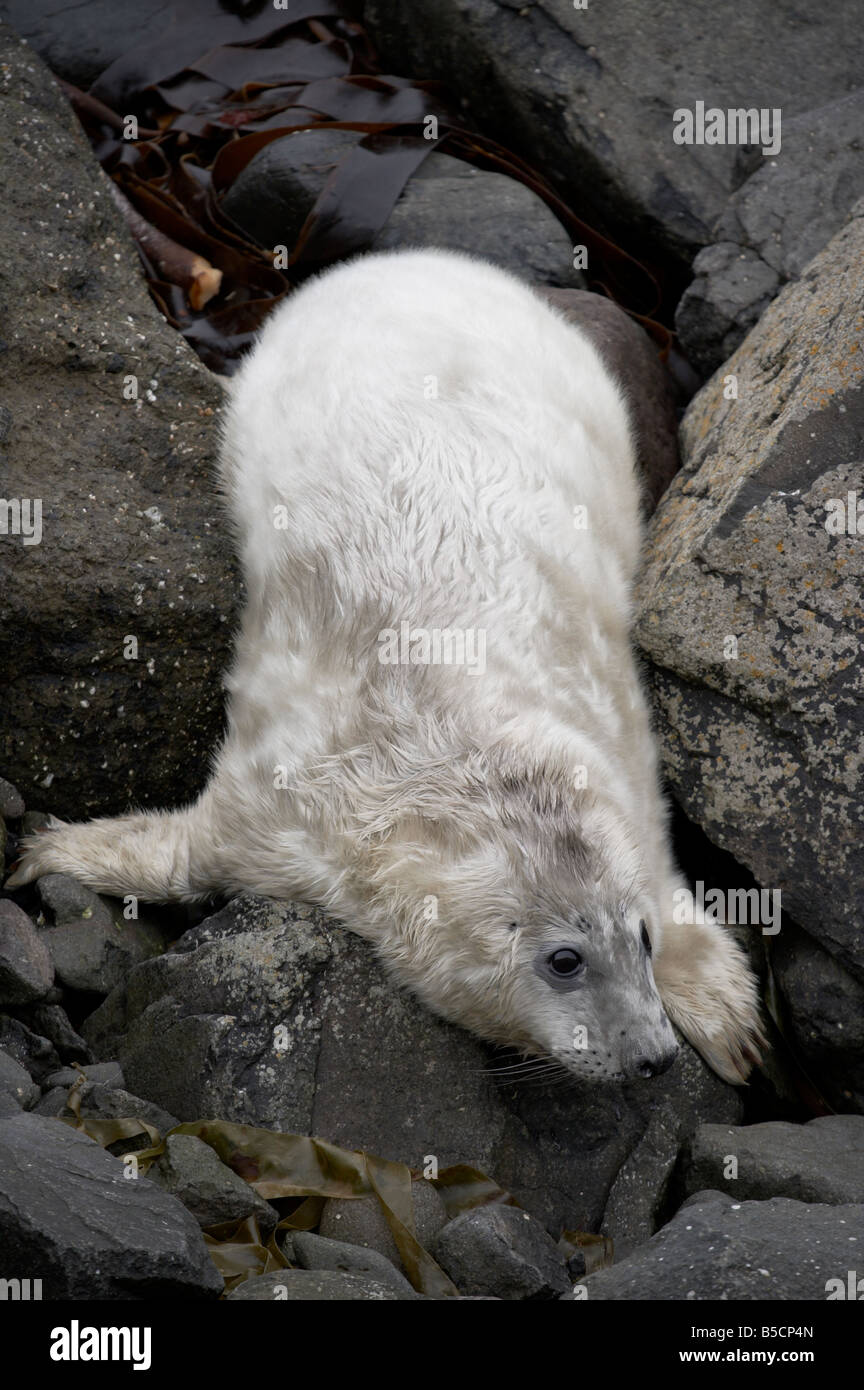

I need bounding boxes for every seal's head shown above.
[357,755,679,1082]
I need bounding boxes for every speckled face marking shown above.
[515,901,679,1082]
[399,806,681,1085]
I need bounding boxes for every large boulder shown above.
[634,205,864,1097]
[0,0,168,88]
[581,1190,864,1300]
[80,893,741,1238]
[683,1116,864,1206]
[0,1110,222,1298]
[0,0,297,96]
[677,92,864,375]
[366,1,862,268]
[0,23,237,819]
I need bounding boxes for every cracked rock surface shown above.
[635,205,864,1094]
[78,892,740,1237]
[636,204,864,972]
[0,21,238,819]
[366,0,863,268]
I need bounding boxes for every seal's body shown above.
[11,250,762,1084]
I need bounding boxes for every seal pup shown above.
[8,249,763,1084]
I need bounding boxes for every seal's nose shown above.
[634,1046,679,1079]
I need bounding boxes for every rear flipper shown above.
[5,804,213,903]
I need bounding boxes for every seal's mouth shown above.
[547,1040,680,1084]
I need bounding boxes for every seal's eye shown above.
[640,920,652,955]
[548,948,583,977]
[534,944,586,990]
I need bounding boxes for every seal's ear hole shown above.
[640,919,652,955]
[508,921,518,932]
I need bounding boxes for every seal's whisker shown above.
[481,1061,571,1085]
[495,1061,576,1089]
[477,1053,558,1076]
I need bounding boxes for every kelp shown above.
[60,1074,166,1162]
[174,1120,460,1297]
[58,0,668,373]
[56,1102,605,1297]
[203,1214,289,1291]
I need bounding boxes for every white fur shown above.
[9,250,763,1084]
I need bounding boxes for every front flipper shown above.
[653,906,766,1085]
[6,803,213,904]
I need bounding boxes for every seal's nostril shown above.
[635,1048,678,1079]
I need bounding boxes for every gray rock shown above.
[676,244,780,378]
[600,1110,686,1259]
[37,873,114,926]
[71,1082,179,1136]
[0,1015,60,1082]
[17,1003,91,1063]
[149,1134,279,1232]
[366,1,861,267]
[535,289,678,511]
[34,1078,179,1131]
[80,893,741,1235]
[432,1204,570,1300]
[292,1231,417,1296]
[684,1116,864,1206]
[0,898,53,1004]
[0,0,298,100]
[222,128,582,290]
[37,874,164,994]
[0,23,237,819]
[44,1060,124,1090]
[318,1184,446,1269]
[0,1047,39,1109]
[0,776,25,819]
[0,0,170,89]
[377,157,581,289]
[33,1086,73,1117]
[635,206,864,981]
[772,924,864,1112]
[77,981,128,1058]
[678,93,864,375]
[580,1191,864,1300]
[0,1110,222,1298]
[225,1269,415,1300]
